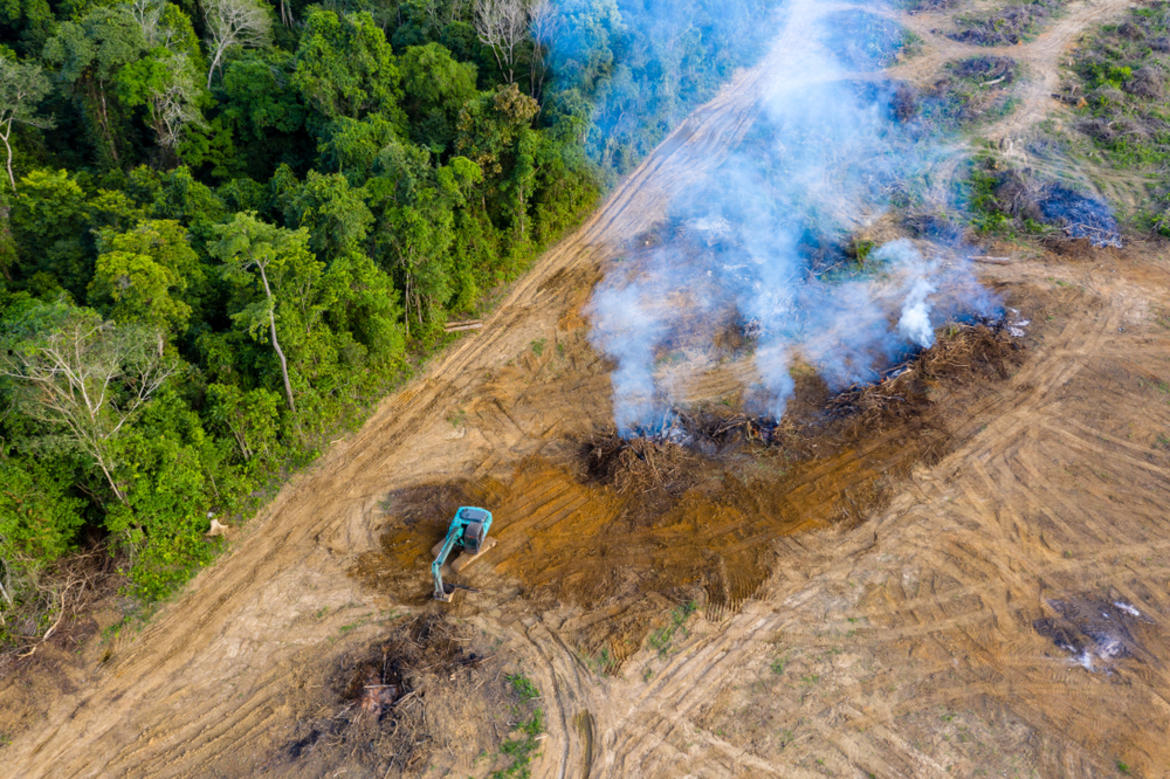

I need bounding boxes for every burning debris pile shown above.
[587,0,1005,438]
[585,321,1022,493]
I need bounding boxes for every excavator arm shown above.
[431,521,463,601]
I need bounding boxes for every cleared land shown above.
[3,0,1169,776]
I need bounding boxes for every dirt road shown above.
[5,1,1168,776]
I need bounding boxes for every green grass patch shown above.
[648,600,697,657]
[491,674,545,778]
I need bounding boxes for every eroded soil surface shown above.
[4,1,1170,777]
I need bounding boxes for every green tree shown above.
[210,211,319,414]
[291,9,405,132]
[283,170,372,258]
[43,4,145,166]
[103,388,221,599]
[0,453,85,645]
[87,219,201,335]
[0,299,175,504]
[0,55,53,190]
[205,381,281,466]
[399,42,477,154]
[8,168,91,300]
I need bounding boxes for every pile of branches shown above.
[826,322,1018,425]
[584,433,695,496]
[1,544,116,661]
[284,614,484,775]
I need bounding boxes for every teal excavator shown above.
[431,506,496,602]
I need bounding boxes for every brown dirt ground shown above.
[3,1,1169,777]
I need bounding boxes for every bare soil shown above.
[3,1,1169,777]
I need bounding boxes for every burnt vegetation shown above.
[585,320,1021,494]
[948,0,1067,46]
[967,157,1123,246]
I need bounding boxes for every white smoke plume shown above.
[559,0,1001,433]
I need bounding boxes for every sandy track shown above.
[6,2,1170,777]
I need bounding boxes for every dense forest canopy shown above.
[0,0,778,642]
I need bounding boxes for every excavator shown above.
[431,506,496,602]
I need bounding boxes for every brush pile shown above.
[583,322,1021,491]
[282,614,485,775]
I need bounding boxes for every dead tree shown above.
[474,0,529,84]
[0,58,53,190]
[203,0,272,88]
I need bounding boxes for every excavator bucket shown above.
[435,582,456,603]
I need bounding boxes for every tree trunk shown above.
[95,450,127,504]
[256,263,297,414]
[207,48,222,89]
[1,120,14,191]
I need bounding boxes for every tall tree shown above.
[0,56,53,190]
[210,212,314,414]
[42,4,143,167]
[291,9,405,131]
[87,219,201,335]
[473,0,529,84]
[0,300,174,504]
[202,0,271,88]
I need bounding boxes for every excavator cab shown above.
[431,506,495,602]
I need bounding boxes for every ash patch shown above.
[1033,595,1153,672]
[1037,184,1123,248]
[976,167,1123,248]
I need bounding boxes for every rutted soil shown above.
[4,1,1170,777]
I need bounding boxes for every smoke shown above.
[549,0,1003,434]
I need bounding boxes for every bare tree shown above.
[0,58,53,190]
[203,0,272,88]
[527,0,555,100]
[474,0,530,84]
[212,214,304,415]
[0,307,174,504]
[248,251,296,414]
[128,0,205,156]
[147,55,203,155]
